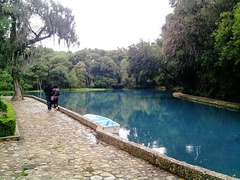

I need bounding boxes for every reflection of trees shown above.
[127,108,181,150]
[58,92,88,114]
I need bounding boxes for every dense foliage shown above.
[162,0,240,102]
[0,98,16,137]
[1,0,240,103]
[0,0,78,100]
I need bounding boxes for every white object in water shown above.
[83,114,120,134]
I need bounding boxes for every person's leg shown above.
[51,97,54,108]
[53,98,57,108]
[46,96,51,110]
[53,98,58,109]
[55,98,59,108]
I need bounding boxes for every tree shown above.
[162,0,240,94]
[128,40,163,88]
[119,58,133,87]
[0,0,78,100]
[89,56,120,88]
[24,61,48,90]
[162,0,214,91]
[48,53,73,88]
[67,69,78,89]
[23,46,54,90]
[0,1,11,70]
[0,69,13,91]
[209,3,240,102]
[74,61,89,87]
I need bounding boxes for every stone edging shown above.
[24,95,238,180]
[173,92,240,111]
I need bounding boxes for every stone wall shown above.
[28,95,237,180]
[173,92,240,111]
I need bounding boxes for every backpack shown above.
[53,88,60,96]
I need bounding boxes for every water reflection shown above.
[153,147,167,154]
[119,128,130,140]
[186,145,202,162]
[28,90,240,177]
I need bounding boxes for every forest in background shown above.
[1,0,240,103]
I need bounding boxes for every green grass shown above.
[12,172,28,178]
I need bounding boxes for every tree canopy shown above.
[162,0,240,101]
[0,0,78,100]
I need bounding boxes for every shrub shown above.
[0,98,16,137]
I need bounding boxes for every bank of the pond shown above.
[173,92,240,111]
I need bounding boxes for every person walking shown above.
[44,83,53,110]
[52,84,60,110]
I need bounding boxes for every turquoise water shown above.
[29,90,240,177]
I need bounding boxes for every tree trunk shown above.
[11,69,24,101]
[39,79,42,91]
[159,65,190,93]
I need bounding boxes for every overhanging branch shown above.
[29,33,52,45]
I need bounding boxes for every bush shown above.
[0,98,16,137]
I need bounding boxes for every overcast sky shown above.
[42,0,173,51]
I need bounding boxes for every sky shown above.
[42,0,173,51]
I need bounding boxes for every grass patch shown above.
[23,167,29,171]
[12,170,28,178]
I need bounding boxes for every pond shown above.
[28,90,240,177]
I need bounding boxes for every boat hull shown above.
[83,114,120,134]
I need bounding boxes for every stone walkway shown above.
[0,97,181,180]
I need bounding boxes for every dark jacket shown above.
[44,84,53,97]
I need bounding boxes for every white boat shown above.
[83,114,120,134]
